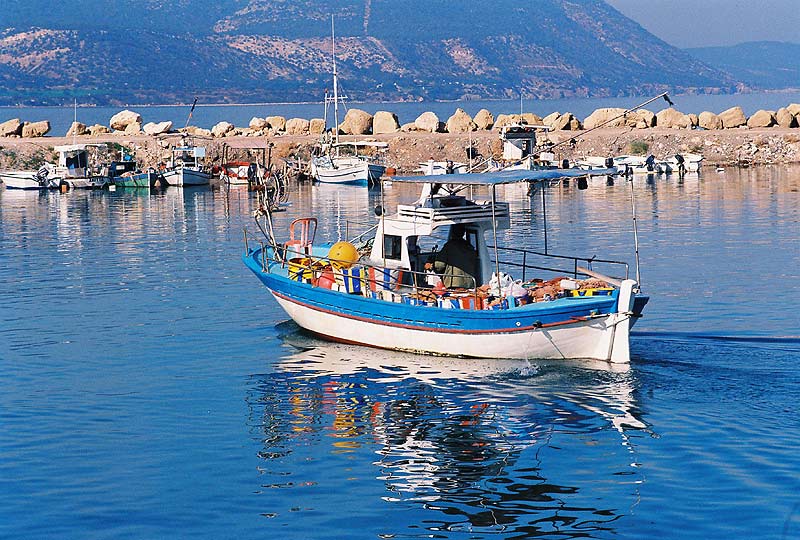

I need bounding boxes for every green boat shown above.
[113,169,164,188]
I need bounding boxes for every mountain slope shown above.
[0,0,736,106]
[687,41,800,90]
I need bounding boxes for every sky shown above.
[605,0,800,48]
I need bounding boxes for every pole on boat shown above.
[184,97,198,129]
[331,16,340,146]
[491,185,501,283]
[549,92,674,151]
[540,181,548,254]
[626,166,642,287]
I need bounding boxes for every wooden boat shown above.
[309,18,387,186]
[243,168,647,363]
[311,142,387,185]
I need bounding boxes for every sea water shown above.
[0,167,798,539]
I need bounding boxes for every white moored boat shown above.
[0,168,53,190]
[243,167,647,364]
[163,145,211,186]
[311,142,387,185]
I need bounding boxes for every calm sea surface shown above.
[5,91,800,136]
[1,167,799,539]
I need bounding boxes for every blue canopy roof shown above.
[388,167,616,185]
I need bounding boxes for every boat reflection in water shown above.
[247,325,649,537]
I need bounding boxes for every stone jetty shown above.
[3,102,800,171]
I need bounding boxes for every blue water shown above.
[4,90,800,137]
[1,168,799,539]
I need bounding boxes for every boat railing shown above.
[396,201,510,226]
[344,220,378,243]
[489,245,629,283]
[244,229,482,305]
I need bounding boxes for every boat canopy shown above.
[54,143,107,153]
[389,168,616,186]
[331,141,388,149]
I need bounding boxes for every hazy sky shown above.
[606,0,800,48]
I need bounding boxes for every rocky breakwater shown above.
[3,103,800,171]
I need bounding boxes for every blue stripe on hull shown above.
[243,248,618,334]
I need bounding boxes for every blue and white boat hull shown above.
[244,248,640,363]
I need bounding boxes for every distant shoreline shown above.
[4,88,800,111]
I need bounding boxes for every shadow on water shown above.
[244,322,650,538]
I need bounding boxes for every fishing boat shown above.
[311,141,387,185]
[51,144,111,189]
[243,168,648,363]
[310,18,387,186]
[162,144,210,186]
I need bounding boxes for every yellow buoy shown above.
[328,241,359,269]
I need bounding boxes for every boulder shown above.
[414,111,443,133]
[747,109,776,128]
[340,108,373,135]
[776,108,798,128]
[0,118,23,137]
[89,124,111,136]
[373,111,400,134]
[583,108,628,129]
[656,108,692,129]
[66,121,88,137]
[400,122,420,132]
[687,113,699,128]
[285,118,310,135]
[124,121,142,134]
[249,117,268,130]
[266,116,286,132]
[542,112,560,128]
[493,114,523,129]
[143,121,173,136]
[718,106,747,128]
[473,109,494,130]
[698,111,722,130]
[21,120,50,138]
[521,112,543,125]
[445,108,476,133]
[309,118,326,135]
[109,110,142,131]
[551,112,580,131]
[786,103,800,116]
[211,121,234,137]
[629,109,656,129]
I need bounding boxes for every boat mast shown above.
[331,16,340,146]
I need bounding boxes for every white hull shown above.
[59,176,109,189]
[1,171,49,190]
[312,158,385,184]
[163,167,211,186]
[271,280,637,363]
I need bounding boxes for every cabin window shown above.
[383,234,402,260]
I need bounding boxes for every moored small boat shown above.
[0,168,54,190]
[162,145,210,186]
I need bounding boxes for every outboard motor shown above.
[604,156,614,168]
[645,154,656,172]
[561,159,570,169]
[675,153,686,177]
